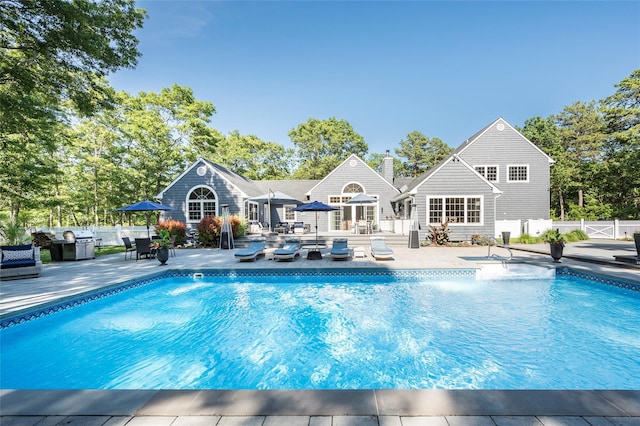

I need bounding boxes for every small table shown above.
[353,247,366,258]
[264,248,276,260]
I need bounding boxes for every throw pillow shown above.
[2,249,33,262]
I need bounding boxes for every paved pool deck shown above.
[1,239,639,425]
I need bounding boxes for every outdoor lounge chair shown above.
[273,238,301,261]
[122,237,136,260]
[370,237,394,260]
[235,238,266,262]
[330,238,351,260]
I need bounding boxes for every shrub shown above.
[516,233,542,244]
[197,216,222,247]
[428,220,450,246]
[229,215,247,237]
[156,219,187,246]
[566,229,589,242]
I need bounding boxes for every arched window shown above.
[187,186,217,222]
[343,183,364,194]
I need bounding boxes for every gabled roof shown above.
[454,117,554,164]
[392,154,502,202]
[305,154,400,195]
[156,158,261,199]
[253,179,318,204]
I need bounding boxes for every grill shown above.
[51,230,96,261]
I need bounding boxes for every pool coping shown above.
[1,389,639,417]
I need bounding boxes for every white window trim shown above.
[506,164,530,183]
[426,195,484,226]
[342,182,366,194]
[283,204,296,222]
[185,185,218,224]
[474,164,499,182]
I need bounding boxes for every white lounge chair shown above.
[330,238,351,260]
[235,238,266,262]
[274,238,301,261]
[370,237,394,260]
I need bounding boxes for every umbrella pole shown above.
[146,213,150,238]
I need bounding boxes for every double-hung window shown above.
[428,196,483,225]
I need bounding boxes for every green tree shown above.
[0,0,146,226]
[288,117,368,179]
[119,85,218,201]
[0,0,146,122]
[554,101,606,218]
[600,69,640,218]
[217,131,293,180]
[395,131,452,178]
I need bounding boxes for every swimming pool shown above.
[1,268,639,390]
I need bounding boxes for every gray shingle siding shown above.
[307,156,399,233]
[457,119,552,221]
[162,160,248,227]
[415,158,496,241]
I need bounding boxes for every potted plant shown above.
[151,229,171,265]
[543,229,565,263]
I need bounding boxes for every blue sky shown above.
[109,1,640,155]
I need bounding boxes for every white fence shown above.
[28,220,640,245]
[488,219,639,240]
[553,220,640,240]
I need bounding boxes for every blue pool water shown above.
[1,269,640,390]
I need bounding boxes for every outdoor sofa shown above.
[1,244,42,280]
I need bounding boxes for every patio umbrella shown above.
[294,201,338,259]
[249,190,301,231]
[116,200,175,238]
[346,193,377,220]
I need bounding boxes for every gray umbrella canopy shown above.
[249,190,302,231]
[346,193,377,204]
[249,191,301,204]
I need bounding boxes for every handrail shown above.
[487,238,513,261]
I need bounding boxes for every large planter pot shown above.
[634,233,640,258]
[550,243,564,263]
[156,247,169,265]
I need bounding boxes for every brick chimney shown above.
[382,150,394,183]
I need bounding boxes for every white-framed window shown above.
[507,165,529,182]
[284,204,296,221]
[246,201,259,221]
[187,186,217,222]
[475,165,498,182]
[427,196,483,225]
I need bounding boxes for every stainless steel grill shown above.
[57,230,95,261]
